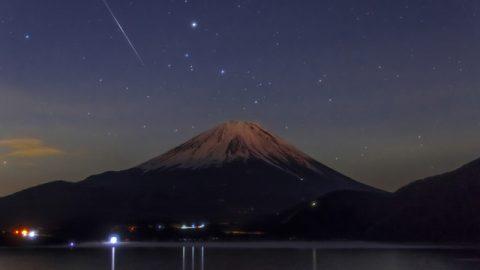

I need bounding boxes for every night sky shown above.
[1,0,479,196]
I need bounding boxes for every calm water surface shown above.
[0,242,479,270]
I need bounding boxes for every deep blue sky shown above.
[1,0,479,195]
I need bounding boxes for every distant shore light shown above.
[109,236,119,245]
[28,231,37,239]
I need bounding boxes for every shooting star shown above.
[101,0,145,66]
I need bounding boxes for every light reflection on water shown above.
[0,243,479,270]
[179,245,205,270]
[111,248,115,270]
[312,249,316,270]
[111,245,207,270]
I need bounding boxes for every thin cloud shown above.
[0,138,63,158]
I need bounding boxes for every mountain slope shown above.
[0,121,376,233]
[280,157,480,242]
[275,190,392,239]
[369,157,480,242]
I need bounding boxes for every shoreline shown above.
[2,241,479,250]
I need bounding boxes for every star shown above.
[190,21,198,29]
[24,33,31,40]
[219,68,226,75]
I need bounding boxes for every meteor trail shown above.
[101,0,145,66]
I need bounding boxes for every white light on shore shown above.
[109,236,118,245]
[180,223,206,230]
[28,231,37,239]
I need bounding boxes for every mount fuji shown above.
[0,121,377,230]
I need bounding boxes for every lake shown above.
[0,242,479,270]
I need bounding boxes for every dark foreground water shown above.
[0,242,479,270]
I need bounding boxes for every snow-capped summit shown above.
[138,120,321,173]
